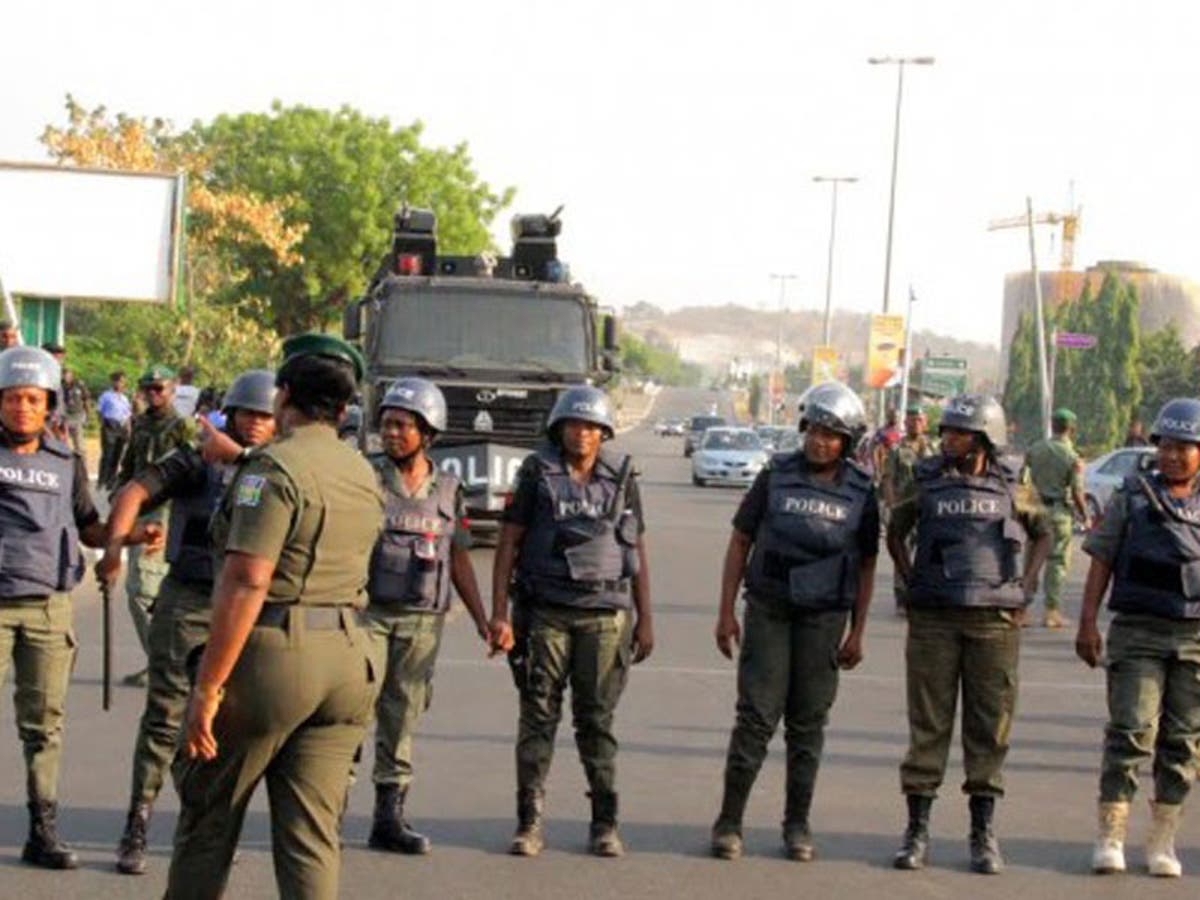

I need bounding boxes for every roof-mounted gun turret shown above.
[507,206,568,282]
[391,206,437,276]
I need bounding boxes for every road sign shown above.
[1055,331,1097,349]
[917,355,968,397]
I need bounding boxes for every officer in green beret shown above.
[115,364,195,685]
[167,334,386,899]
[1026,408,1089,628]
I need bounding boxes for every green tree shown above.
[1137,323,1191,425]
[193,102,515,332]
[1003,311,1041,447]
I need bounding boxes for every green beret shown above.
[139,364,176,385]
[905,403,924,416]
[1052,408,1077,423]
[280,333,365,382]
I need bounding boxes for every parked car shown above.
[691,427,768,487]
[662,417,685,436]
[684,414,728,457]
[1083,446,1156,521]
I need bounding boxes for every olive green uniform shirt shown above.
[212,423,384,607]
[1026,435,1082,507]
[116,406,195,489]
[884,435,940,507]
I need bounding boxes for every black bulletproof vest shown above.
[744,454,873,610]
[516,446,637,610]
[0,437,83,598]
[1110,474,1200,619]
[165,458,233,586]
[909,455,1027,610]
[367,458,459,613]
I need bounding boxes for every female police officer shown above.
[886,394,1050,875]
[710,381,879,861]
[489,385,653,858]
[168,334,384,900]
[365,377,490,855]
[0,346,160,870]
[1076,398,1200,877]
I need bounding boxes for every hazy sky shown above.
[3,0,1197,348]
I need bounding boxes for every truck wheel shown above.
[692,475,705,487]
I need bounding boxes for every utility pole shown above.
[768,273,796,426]
[899,285,918,411]
[813,176,858,346]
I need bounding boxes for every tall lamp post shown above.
[868,55,934,422]
[813,175,858,346]
[768,273,796,426]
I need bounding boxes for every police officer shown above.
[365,378,491,854]
[1076,398,1200,877]
[115,364,195,686]
[97,370,277,875]
[167,335,384,899]
[488,385,654,858]
[710,382,879,861]
[886,394,1050,874]
[882,403,939,616]
[1026,408,1089,628]
[0,346,159,869]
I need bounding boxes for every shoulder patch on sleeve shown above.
[235,473,268,507]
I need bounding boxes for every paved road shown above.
[0,387,1195,898]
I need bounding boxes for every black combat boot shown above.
[509,789,545,857]
[588,790,624,858]
[710,769,754,860]
[368,784,432,855]
[116,802,152,874]
[893,794,933,870]
[22,800,79,870]
[968,795,1003,875]
[782,778,815,861]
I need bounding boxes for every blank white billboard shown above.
[0,162,184,304]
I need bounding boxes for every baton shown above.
[101,580,113,711]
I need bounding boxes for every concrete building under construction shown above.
[999,261,1200,379]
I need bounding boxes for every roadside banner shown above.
[866,314,905,389]
[812,345,838,384]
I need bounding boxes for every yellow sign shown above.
[811,346,839,385]
[866,314,905,389]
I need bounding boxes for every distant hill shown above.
[621,302,1002,391]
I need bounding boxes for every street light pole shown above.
[868,55,934,422]
[768,273,796,426]
[813,176,858,346]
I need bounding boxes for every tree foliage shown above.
[193,103,515,332]
[620,330,702,386]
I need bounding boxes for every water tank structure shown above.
[999,261,1200,379]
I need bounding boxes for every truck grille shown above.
[438,385,556,445]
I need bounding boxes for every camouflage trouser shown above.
[515,603,632,796]
[1100,614,1200,804]
[1042,510,1074,612]
[900,606,1021,798]
[720,597,847,826]
[0,594,76,803]
[128,576,211,806]
[365,607,444,789]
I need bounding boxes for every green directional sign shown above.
[917,355,968,397]
[18,296,63,346]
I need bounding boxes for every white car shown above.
[692,428,768,487]
[1083,446,1155,521]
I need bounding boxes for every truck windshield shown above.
[374,290,589,374]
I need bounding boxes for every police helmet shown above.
[379,377,448,434]
[1150,398,1200,445]
[940,394,1008,450]
[0,346,61,410]
[222,369,276,416]
[797,381,867,451]
[547,386,615,441]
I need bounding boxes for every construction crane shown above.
[987,207,1081,270]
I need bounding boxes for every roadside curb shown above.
[616,388,660,436]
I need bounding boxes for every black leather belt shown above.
[254,605,359,630]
